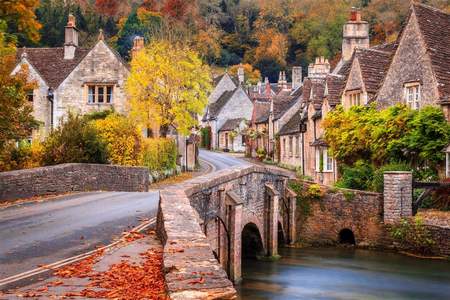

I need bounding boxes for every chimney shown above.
[308,57,330,79]
[265,77,271,96]
[237,64,245,85]
[64,14,79,60]
[292,66,302,90]
[342,7,369,61]
[131,36,145,59]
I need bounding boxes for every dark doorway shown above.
[278,222,285,246]
[338,229,356,245]
[242,223,264,259]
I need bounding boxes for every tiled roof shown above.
[207,89,236,119]
[325,75,345,106]
[219,118,245,132]
[355,48,393,93]
[17,47,90,88]
[253,101,270,124]
[279,109,302,135]
[273,95,297,120]
[413,3,450,103]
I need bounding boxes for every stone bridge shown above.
[157,165,296,299]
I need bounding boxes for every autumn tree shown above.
[126,40,212,136]
[0,22,39,151]
[0,0,41,44]
[229,63,261,85]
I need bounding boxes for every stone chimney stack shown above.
[237,65,245,85]
[64,14,79,60]
[308,57,330,79]
[131,36,145,60]
[292,66,302,90]
[264,77,271,96]
[342,7,369,61]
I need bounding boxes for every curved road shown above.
[0,150,247,286]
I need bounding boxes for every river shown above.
[237,247,450,300]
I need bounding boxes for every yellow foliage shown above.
[126,40,212,136]
[0,140,43,171]
[93,114,143,166]
[229,64,261,85]
[141,137,177,171]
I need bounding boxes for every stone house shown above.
[376,3,450,120]
[202,85,253,150]
[12,15,130,140]
[217,118,248,152]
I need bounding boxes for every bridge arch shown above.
[338,228,356,245]
[241,222,264,259]
[278,221,286,246]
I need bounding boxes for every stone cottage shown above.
[217,118,248,152]
[12,14,130,140]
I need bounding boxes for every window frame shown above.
[346,90,363,107]
[86,84,114,104]
[315,148,333,173]
[404,82,421,110]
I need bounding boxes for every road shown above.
[0,150,248,285]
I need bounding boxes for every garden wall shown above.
[296,181,386,247]
[0,163,149,201]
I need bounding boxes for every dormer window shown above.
[346,90,362,107]
[26,90,34,102]
[404,83,421,110]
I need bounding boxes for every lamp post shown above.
[47,88,54,130]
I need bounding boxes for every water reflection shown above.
[237,247,450,300]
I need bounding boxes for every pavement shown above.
[0,150,249,292]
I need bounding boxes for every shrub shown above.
[335,160,373,191]
[43,113,108,165]
[306,184,324,200]
[141,138,177,171]
[389,217,435,255]
[371,162,412,192]
[0,140,43,171]
[93,114,142,166]
[256,148,266,160]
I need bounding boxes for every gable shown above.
[376,10,440,108]
[209,73,238,103]
[343,58,365,94]
[216,88,253,124]
[12,57,48,88]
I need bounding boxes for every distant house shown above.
[218,118,247,152]
[12,15,131,140]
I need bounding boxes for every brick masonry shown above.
[383,171,413,224]
[0,163,149,201]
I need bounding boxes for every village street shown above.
[0,150,248,285]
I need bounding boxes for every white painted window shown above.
[404,83,421,110]
[446,152,450,178]
[289,136,293,157]
[295,135,300,157]
[315,148,333,172]
[87,85,114,104]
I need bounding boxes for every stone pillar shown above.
[226,191,243,283]
[286,189,297,245]
[383,171,413,224]
[266,184,279,257]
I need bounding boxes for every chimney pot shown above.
[131,36,145,59]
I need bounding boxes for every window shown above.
[283,138,286,157]
[315,148,333,172]
[446,151,450,178]
[347,91,362,107]
[295,135,300,157]
[241,135,246,146]
[26,90,34,102]
[87,85,114,104]
[404,83,421,110]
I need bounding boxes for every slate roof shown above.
[278,109,302,136]
[17,47,90,88]
[207,89,236,119]
[273,95,297,120]
[213,73,239,87]
[412,3,450,103]
[253,101,270,124]
[325,75,345,106]
[354,48,393,94]
[219,118,245,132]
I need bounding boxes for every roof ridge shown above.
[413,2,450,16]
[356,47,391,55]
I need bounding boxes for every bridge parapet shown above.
[157,165,294,298]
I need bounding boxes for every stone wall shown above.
[157,165,293,298]
[426,225,450,257]
[0,163,149,201]
[383,171,413,224]
[296,181,385,247]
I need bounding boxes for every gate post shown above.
[226,191,243,283]
[383,171,413,224]
[265,184,279,257]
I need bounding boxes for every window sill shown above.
[87,103,114,105]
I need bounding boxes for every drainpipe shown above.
[47,88,54,130]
